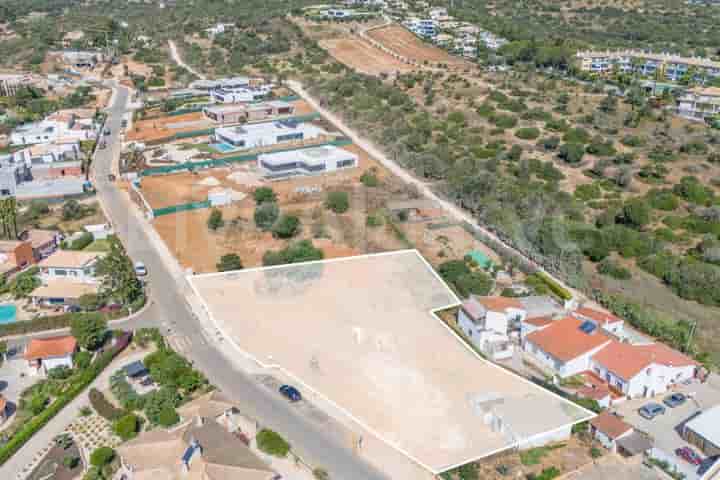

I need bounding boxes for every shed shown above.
[124,360,148,378]
[683,405,720,457]
[466,250,494,270]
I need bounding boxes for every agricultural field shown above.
[318,37,414,76]
[366,24,468,68]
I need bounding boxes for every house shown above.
[38,250,101,284]
[677,86,720,121]
[205,23,234,38]
[209,83,274,104]
[0,240,34,278]
[257,145,358,178]
[84,223,113,240]
[523,315,613,378]
[203,100,295,124]
[682,405,720,457]
[572,307,625,338]
[24,335,77,375]
[214,120,327,150]
[116,392,276,480]
[457,296,521,360]
[30,279,98,307]
[10,112,96,146]
[19,229,60,261]
[590,341,698,398]
[590,411,634,452]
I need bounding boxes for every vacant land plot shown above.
[367,24,467,66]
[189,251,593,476]
[319,37,414,76]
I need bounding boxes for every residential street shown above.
[88,85,388,480]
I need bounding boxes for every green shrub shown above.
[217,253,243,272]
[254,202,279,230]
[90,447,115,467]
[263,240,324,266]
[207,208,224,231]
[67,232,93,250]
[113,414,139,440]
[253,187,277,204]
[563,127,590,144]
[558,143,585,164]
[360,168,380,187]
[646,189,679,211]
[325,191,350,213]
[490,113,518,129]
[538,136,560,151]
[597,258,632,279]
[515,127,540,140]
[157,407,179,427]
[256,429,291,457]
[366,214,383,227]
[272,214,300,238]
[89,388,125,421]
[574,183,601,201]
[533,272,572,300]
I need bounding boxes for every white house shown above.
[214,120,326,150]
[210,84,274,104]
[11,111,96,146]
[590,341,698,398]
[572,307,625,339]
[38,250,101,284]
[523,315,613,378]
[205,23,234,38]
[590,411,634,452]
[677,86,720,121]
[84,223,113,240]
[257,145,357,178]
[24,335,77,375]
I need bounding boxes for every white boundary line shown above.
[187,249,596,475]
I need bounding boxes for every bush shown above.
[217,253,243,272]
[263,240,324,266]
[157,407,180,427]
[253,187,277,204]
[73,351,92,370]
[207,208,224,231]
[532,272,572,300]
[113,414,139,440]
[563,127,590,144]
[597,258,632,279]
[490,114,517,129]
[538,136,560,151]
[366,214,383,227]
[63,456,79,469]
[574,183,601,201]
[254,202,279,230]
[313,468,330,480]
[89,388,125,421]
[90,447,115,467]
[514,127,540,140]
[256,429,291,457]
[272,214,300,238]
[67,232,93,250]
[360,168,380,187]
[325,191,349,213]
[47,365,73,380]
[646,189,679,211]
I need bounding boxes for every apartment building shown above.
[677,86,720,121]
[576,50,720,82]
[403,18,437,38]
[0,73,32,97]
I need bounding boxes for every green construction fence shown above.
[152,200,211,217]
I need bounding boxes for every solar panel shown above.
[579,320,597,334]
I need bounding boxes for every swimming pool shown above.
[211,142,237,153]
[0,304,17,324]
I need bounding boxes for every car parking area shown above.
[614,375,720,480]
[0,352,40,429]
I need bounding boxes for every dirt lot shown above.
[367,24,468,67]
[319,37,415,76]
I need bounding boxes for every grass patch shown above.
[520,444,565,466]
[84,239,112,252]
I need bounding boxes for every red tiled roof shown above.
[476,296,522,312]
[592,341,698,381]
[525,316,612,362]
[0,394,6,413]
[24,335,77,360]
[573,307,622,325]
[577,385,611,400]
[591,411,633,440]
[524,315,554,327]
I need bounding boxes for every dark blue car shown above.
[279,385,302,402]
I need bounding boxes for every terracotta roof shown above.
[592,341,698,381]
[38,250,100,269]
[26,229,57,249]
[24,335,77,360]
[591,411,633,440]
[524,315,554,327]
[30,280,98,300]
[476,296,522,312]
[577,385,611,400]
[573,307,622,325]
[525,316,612,362]
[0,394,6,413]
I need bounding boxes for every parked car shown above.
[639,403,666,419]
[99,303,122,313]
[134,261,147,276]
[279,385,302,402]
[663,393,687,408]
[104,127,111,135]
[99,141,107,149]
[675,446,703,465]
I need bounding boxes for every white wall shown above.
[591,360,696,398]
[524,340,611,378]
[40,264,98,284]
[43,354,73,372]
[517,425,572,449]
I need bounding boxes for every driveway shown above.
[0,356,38,430]
[613,376,720,480]
[564,455,664,480]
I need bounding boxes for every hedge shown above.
[256,429,291,457]
[535,271,572,301]
[90,388,125,421]
[0,332,130,465]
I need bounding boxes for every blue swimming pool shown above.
[0,304,17,324]
[211,142,237,153]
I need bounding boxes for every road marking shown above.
[166,334,192,353]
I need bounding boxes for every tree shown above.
[618,199,650,230]
[254,202,279,230]
[256,429,291,457]
[558,143,585,164]
[71,313,107,350]
[10,269,40,298]
[90,447,115,468]
[79,293,101,311]
[95,238,142,306]
[325,191,349,213]
[253,187,277,204]
[157,407,179,427]
[62,199,83,221]
[217,253,243,272]
[48,365,73,379]
[113,414,139,440]
[272,214,300,238]
[207,208,224,231]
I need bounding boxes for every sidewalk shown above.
[0,350,149,480]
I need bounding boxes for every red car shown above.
[675,447,703,465]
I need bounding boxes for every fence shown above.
[152,200,211,217]
[139,137,353,177]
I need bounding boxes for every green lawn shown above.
[84,239,111,252]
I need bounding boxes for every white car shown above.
[134,261,147,276]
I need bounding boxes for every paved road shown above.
[90,86,388,480]
[287,79,580,300]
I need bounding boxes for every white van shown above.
[134,261,147,277]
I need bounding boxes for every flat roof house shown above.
[683,405,720,457]
[457,296,523,361]
[214,120,326,151]
[203,100,295,124]
[24,335,77,375]
[257,145,358,178]
[677,86,720,121]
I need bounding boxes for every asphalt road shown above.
[92,86,388,480]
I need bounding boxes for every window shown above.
[54,269,67,276]
[337,159,356,168]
